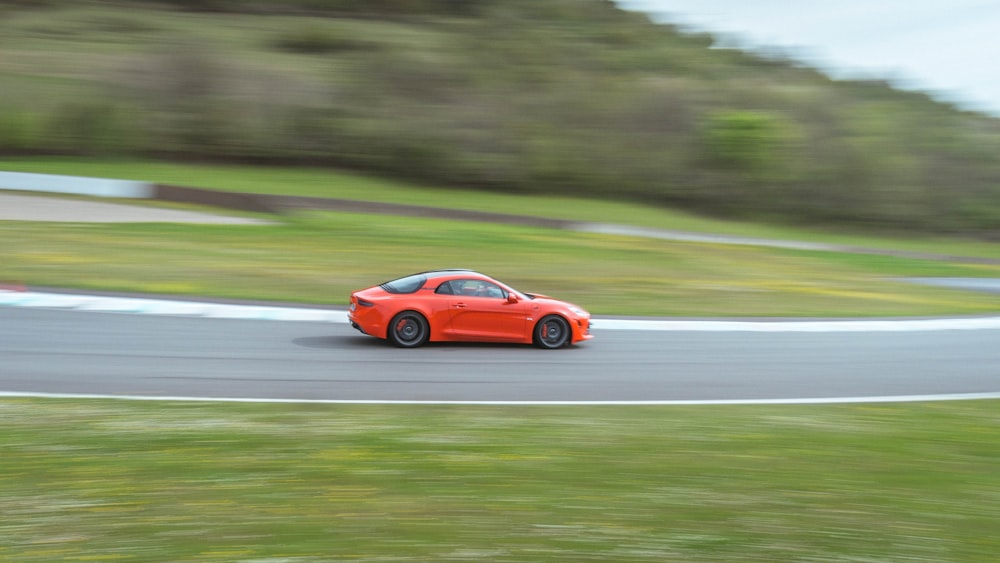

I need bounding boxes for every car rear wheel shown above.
[534,315,570,349]
[388,311,429,348]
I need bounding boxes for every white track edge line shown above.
[2,391,1000,405]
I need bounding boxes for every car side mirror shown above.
[506,293,519,304]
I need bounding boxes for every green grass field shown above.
[3,158,1000,317]
[2,398,998,562]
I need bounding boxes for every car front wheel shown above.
[388,311,429,348]
[534,315,570,349]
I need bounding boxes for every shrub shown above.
[0,108,46,153]
[272,25,366,54]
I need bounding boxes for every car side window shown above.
[435,281,454,295]
[449,279,506,299]
[480,282,506,299]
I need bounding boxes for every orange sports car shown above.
[348,269,593,348]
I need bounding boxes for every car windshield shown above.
[380,274,427,294]
[504,284,534,300]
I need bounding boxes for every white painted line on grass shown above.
[3,290,1000,332]
[2,390,1000,405]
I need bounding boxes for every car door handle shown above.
[453,303,467,308]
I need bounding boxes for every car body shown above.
[348,269,593,348]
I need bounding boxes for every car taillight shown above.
[356,298,375,307]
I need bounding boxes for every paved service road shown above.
[3,307,999,403]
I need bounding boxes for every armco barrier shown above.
[0,171,277,214]
[0,171,153,198]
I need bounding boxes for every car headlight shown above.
[570,307,587,316]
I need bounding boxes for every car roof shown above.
[420,269,479,279]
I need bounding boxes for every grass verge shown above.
[2,212,1000,317]
[2,398,998,561]
[2,158,1000,316]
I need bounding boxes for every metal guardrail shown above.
[0,171,153,199]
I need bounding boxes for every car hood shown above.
[528,294,589,315]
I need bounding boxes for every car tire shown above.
[534,315,570,349]
[388,311,429,348]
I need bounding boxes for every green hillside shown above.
[2,0,1000,235]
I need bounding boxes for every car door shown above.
[444,279,528,340]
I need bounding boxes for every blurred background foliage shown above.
[2,0,1000,236]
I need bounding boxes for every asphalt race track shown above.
[4,188,998,404]
[3,304,1000,404]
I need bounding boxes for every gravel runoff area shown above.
[0,192,270,225]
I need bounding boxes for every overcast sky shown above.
[616,0,1000,116]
